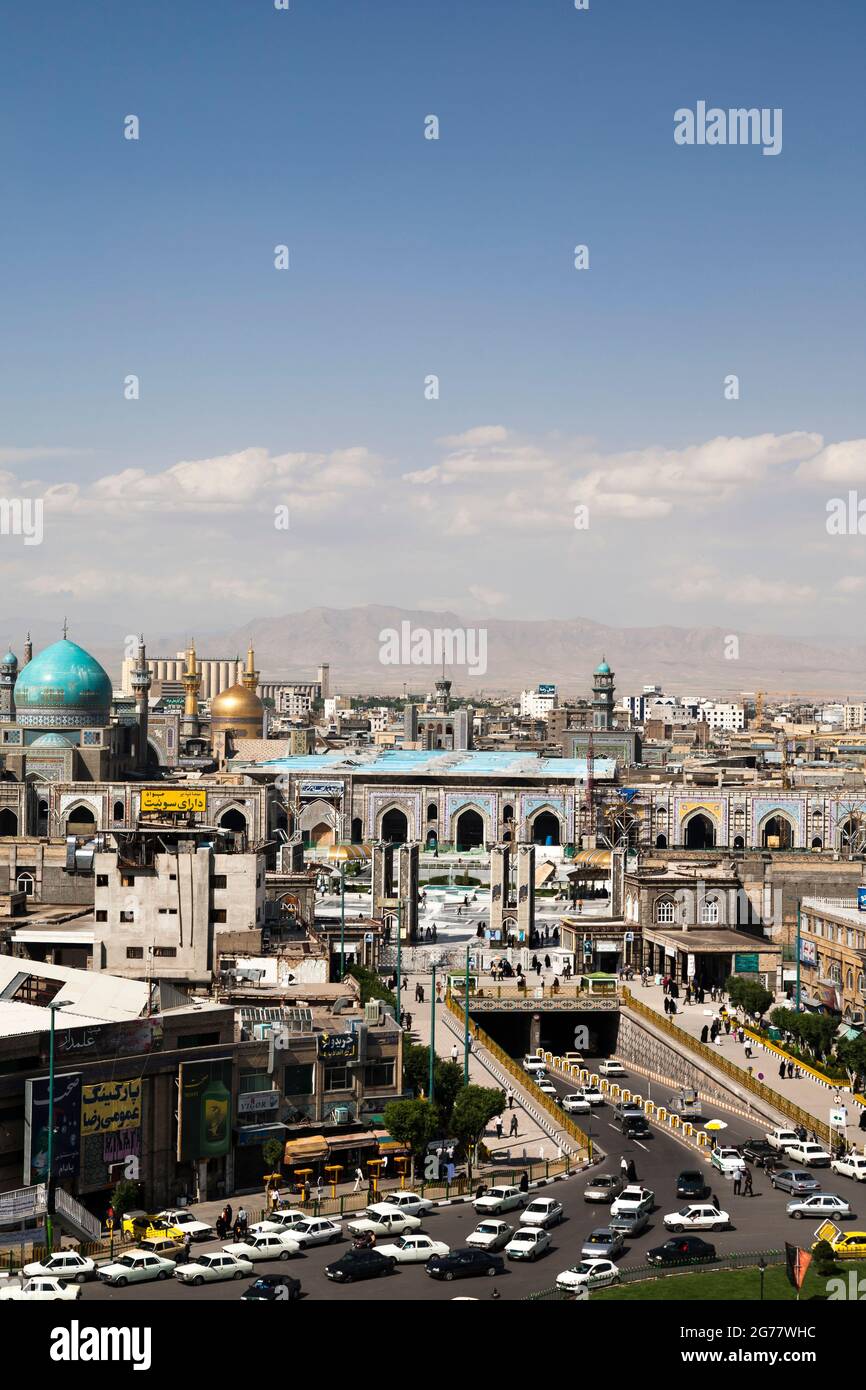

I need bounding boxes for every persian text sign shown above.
[82,1079,142,1137]
[141,788,206,813]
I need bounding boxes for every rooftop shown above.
[241,748,617,780]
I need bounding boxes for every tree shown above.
[726,975,773,1018]
[382,1099,439,1178]
[402,1044,463,1125]
[109,1178,140,1222]
[263,1138,284,1172]
[450,1085,505,1180]
[347,963,396,1009]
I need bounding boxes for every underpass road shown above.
[78,1062,864,1303]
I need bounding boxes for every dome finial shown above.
[62,617,68,640]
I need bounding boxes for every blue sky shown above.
[0,0,864,642]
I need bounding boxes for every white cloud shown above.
[797,440,866,484]
[834,575,866,594]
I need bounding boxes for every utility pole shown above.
[429,963,436,1103]
[795,899,801,1011]
[45,999,71,1252]
[339,862,346,979]
[463,943,471,1085]
[396,900,402,1028]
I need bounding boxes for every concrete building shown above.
[799,897,866,1022]
[520,686,557,719]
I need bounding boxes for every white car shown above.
[610,1185,654,1218]
[579,1086,605,1107]
[832,1154,866,1182]
[0,1275,81,1301]
[346,1208,422,1237]
[286,1217,342,1248]
[465,1220,513,1252]
[766,1128,801,1151]
[156,1209,214,1241]
[710,1148,746,1175]
[224,1233,299,1263]
[536,1079,559,1100]
[473,1185,525,1216]
[598,1060,626,1077]
[561,1093,592,1115]
[249,1208,310,1236]
[376,1234,449,1263]
[784,1141,832,1168]
[663,1204,731,1232]
[175,1252,254,1285]
[377,1192,433,1218]
[523,1056,547,1075]
[504,1227,552,1261]
[786,1193,853,1220]
[98,1251,176,1286]
[556,1258,620,1293]
[23,1251,96,1284]
[520,1197,564,1229]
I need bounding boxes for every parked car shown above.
[377,1192,433,1217]
[710,1148,746,1176]
[647,1236,717,1266]
[286,1218,342,1249]
[464,1220,513,1252]
[786,1193,852,1220]
[225,1233,299,1263]
[608,1208,651,1237]
[22,1252,96,1284]
[676,1170,709,1199]
[156,1209,214,1241]
[742,1138,776,1167]
[815,1231,866,1260]
[137,1236,183,1262]
[784,1141,831,1168]
[241,1274,302,1301]
[346,1209,421,1238]
[121,1210,184,1242]
[770,1168,821,1195]
[376,1235,449,1264]
[250,1209,310,1237]
[562,1093,592,1115]
[598,1059,627,1077]
[555,1258,620,1293]
[832,1154,866,1183]
[426,1248,505,1281]
[584,1173,624,1204]
[610,1185,654,1218]
[766,1128,802,1152]
[174,1252,254,1285]
[520,1198,564,1229]
[0,1276,80,1301]
[663,1204,731,1233]
[325,1249,396,1283]
[504,1227,552,1261]
[473,1185,525,1216]
[98,1251,176,1287]
[580,1228,624,1260]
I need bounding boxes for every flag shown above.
[785,1243,812,1292]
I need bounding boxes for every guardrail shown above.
[540,1054,713,1155]
[525,1248,786,1300]
[444,994,592,1161]
[741,1028,866,1109]
[621,989,834,1148]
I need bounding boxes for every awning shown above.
[235,1123,288,1148]
[327,1130,380,1153]
[283,1135,329,1163]
[567,850,612,872]
[370,1128,408,1154]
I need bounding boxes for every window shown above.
[153,946,177,958]
[700,897,720,924]
[126,947,144,959]
[212,875,227,890]
[16,873,34,896]
[121,874,136,887]
[655,899,675,924]
[96,875,108,887]
[158,908,178,915]
[212,909,227,924]
[95,910,108,922]
[283,1063,314,1096]
[240,1071,272,1094]
[323,1063,352,1092]
[119,911,135,923]
[364,1061,395,1088]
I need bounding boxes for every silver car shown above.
[608,1208,650,1237]
[769,1168,821,1195]
[584,1174,624,1204]
[580,1228,625,1260]
[786,1193,852,1220]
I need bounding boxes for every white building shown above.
[520,686,557,719]
[699,701,745,731]
[843,703,866,731]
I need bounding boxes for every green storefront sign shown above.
[734,952,759,974]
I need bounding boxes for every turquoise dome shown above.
[1,649,17,668]
[15,639,112,728]
[30,732,72,747]
[595,659,611,675]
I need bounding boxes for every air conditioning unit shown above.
[364,1000,382,1024]
[331,1105,350,1124]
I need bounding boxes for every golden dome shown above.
[210,682,264,735]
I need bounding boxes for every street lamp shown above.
[429,963,436,1103]
[758,1255,767,1301]
[45,999,72,1253]
[464,943,471,1084]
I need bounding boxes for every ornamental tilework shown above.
[750,796,805,844]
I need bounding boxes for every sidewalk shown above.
[632,979,866,1151]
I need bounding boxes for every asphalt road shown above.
[76,1061,866,1303]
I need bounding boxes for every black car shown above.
[647,1236,716,1267]
[325,1249,396,1283]
[742,1138,776,1167]
[622,1116,651,1139]
[426,1248,505,1281]
[676,1170,709,1199]
[241,1274,302,1302]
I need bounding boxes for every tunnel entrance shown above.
[469,1008,620,1061]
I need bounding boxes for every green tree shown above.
[402,1044,464,1125]
[347,963,396,1009]
[110,1178,140,1222]
[725,975,773,1018]
[450,1085,505,1180]
[382,1098,439,1179]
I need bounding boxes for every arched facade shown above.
[529,808,562,846]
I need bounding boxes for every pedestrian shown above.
[316,1177,323,1204]
[779,1060,785,1079]
[627,1159,637,1182]
[405,1012,413,1030]
[495,1116,504,1140]
[711,1191,720,1210]
[381,1155,389,1177]
[182,1232,192,1264]
[302,1180,310,1204]
[519,1171,529,1193]
[620,1155,629,1177]
[733,1170,742,1196]
[859,1109,866,1133]
[215,1214,225,1241]
[400,1009,407,1029]
[353,1166,364,1193]
[700,1025,709,1044]
[509,1113,518,1138]
[743,1166,753,1197]
[232,1216,242,1243]
[451,1044,459,1063]
[507,1085,514,1109]
[224,1203,233,1227]
[544,954,551,970]
[724,1019,731,1036]
[418,986,424,1004]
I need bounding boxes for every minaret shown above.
[131,635,152,770]
[182,639,201,738]
[434,652,451,714]
[0,648,18,720]
[241,642,259,694]
[23,633,32,667]
[592,656,615,731]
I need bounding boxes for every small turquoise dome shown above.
[15,639,112,728]
[1,649,17,668]
[595,658,611,675]
[30,732,72,747]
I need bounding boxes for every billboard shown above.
[800,939,817,966]
[178,1059,233,1161]
[734,952,759,974]
[23,1072,82,1184]
[317,1032,358,1060]
[859,887,866,913]
[141,788,206,814]
[538,684,556,695]
[81,1079,142,1138]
